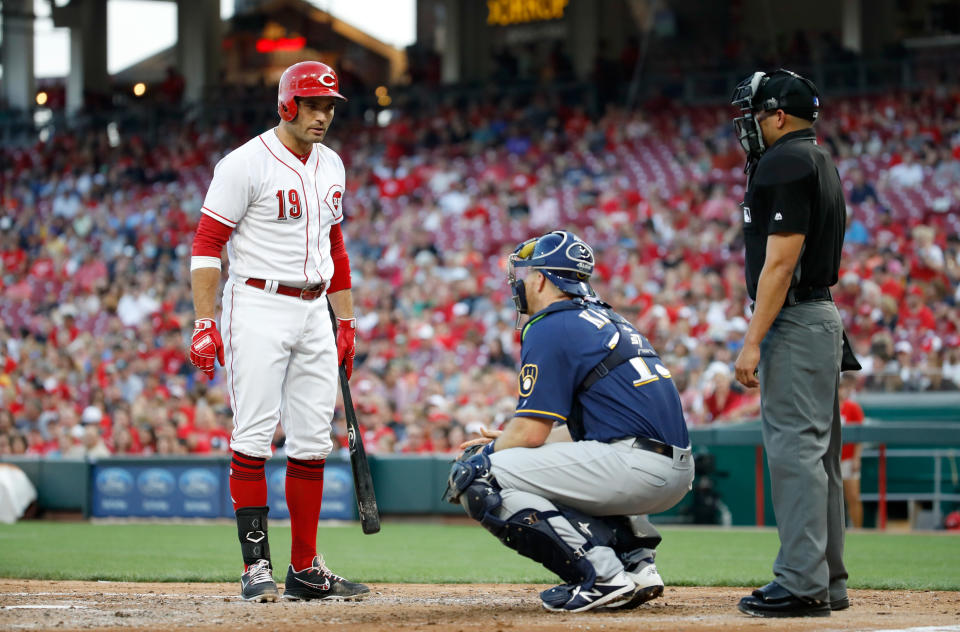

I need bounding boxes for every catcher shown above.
[444,231,694,613]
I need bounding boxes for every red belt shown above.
[245,278,327,301]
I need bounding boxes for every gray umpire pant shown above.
[490,439,694,582]
[758,300,847,603]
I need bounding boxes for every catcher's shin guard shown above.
[236,506,271,566]
[600,514,661,568]
[487,507,598,588]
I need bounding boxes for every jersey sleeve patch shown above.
[518,364,538,397]
[324,184,344,220]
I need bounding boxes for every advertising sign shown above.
[92,460,355,521]
[93,465,221,518]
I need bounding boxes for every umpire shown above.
[730,69,852,618]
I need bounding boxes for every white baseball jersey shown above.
[201,128,345,286]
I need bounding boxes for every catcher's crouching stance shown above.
[444,231,694,613]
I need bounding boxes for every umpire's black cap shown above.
[754,69,820,122]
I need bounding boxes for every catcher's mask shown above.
[507,230,595,329]
[731,68,820,165]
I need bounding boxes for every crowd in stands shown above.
[1,82,958,460]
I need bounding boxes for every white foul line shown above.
[867,627,960,632]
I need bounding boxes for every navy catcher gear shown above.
[442,450,493,505]
[508,231,595,326]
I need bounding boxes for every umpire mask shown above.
[732,69,820,166]
[731,71,767,163]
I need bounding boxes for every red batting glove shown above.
[336,317,356,380]
[190,318,224,380]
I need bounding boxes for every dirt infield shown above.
[1,580,958,631]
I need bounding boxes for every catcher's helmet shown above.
[278,61,347,122]
[508,230,595,307]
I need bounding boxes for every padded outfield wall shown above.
[3,393,958,526]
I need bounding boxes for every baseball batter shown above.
[444,231,694,613]
[188,61,368,603]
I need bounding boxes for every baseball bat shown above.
[330,309,381,534]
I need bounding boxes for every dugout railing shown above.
[686,420,960,530]
[858,448,960,530]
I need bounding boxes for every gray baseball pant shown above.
[758,300,847,603]
[490,438,694,582]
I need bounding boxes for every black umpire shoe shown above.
[282,556,370,601]
[240,559,279,602]
[738,582,830,617]
[831,596,850,611]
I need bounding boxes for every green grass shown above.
[0,522,957,590]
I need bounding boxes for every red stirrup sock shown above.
[285,456,326,571]
[229,451,267,512]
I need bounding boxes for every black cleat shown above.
[738,582,830,618]
[240,559,279,602]
[282,556,370,602]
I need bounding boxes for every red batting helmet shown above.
[277,61,347,122]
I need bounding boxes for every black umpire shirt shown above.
[742,128,846,302]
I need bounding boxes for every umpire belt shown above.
[245,278,327,301]
[785,286,832,307]
[751,287,832,312]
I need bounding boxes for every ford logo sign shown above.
[96,468,133,496]
[179,469,218,498]
[324,467,351,496]
[137,468,175,498]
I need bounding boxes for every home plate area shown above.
[1,581,959,631]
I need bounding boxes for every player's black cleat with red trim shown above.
[282,556,370,601]
[240,559,279,602]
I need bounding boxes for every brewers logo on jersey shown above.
[519,364,538,397]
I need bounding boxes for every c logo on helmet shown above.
[319,73,337,87]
